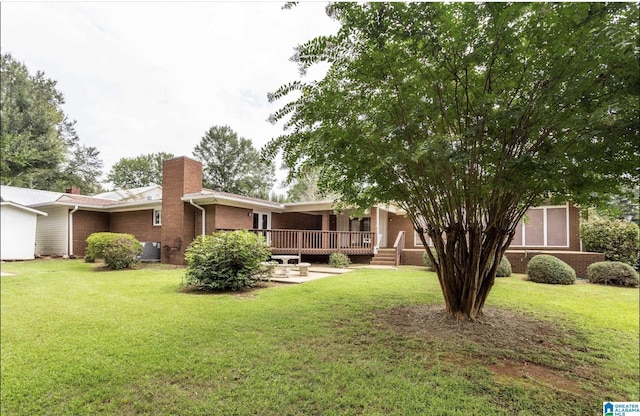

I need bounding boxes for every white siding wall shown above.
[35,206,68,256]
[0,205,39,260]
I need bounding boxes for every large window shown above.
[153,209,162,226]
[511,206,568,247]
[412,205,569,248]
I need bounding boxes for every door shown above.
[252,212,271,243]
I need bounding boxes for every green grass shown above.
[1,260,638,415]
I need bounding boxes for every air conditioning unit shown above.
[140,242,161,262]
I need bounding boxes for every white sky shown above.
[0,1,339,192]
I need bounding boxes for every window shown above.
[153,209,162,226]
[412,205,569,248]
[511,206,568,247]
[414,231,434,247]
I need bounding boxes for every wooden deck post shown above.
[322,211,330,250]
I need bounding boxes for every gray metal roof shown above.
[94,185,162,201]
[0,185,63,206]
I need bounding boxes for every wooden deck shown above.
[223,229,376,256]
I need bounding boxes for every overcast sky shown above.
[1,2,339,191]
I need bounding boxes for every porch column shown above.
[322,211,330,249]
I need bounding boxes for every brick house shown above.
[0,156,603,275]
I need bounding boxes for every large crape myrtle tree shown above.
[266,3,639,320]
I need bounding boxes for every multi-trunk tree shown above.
[267,3,639,320]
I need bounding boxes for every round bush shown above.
[586,261,639,287]
[580,218,639,267]
[329,252,351,268]
[526,255,576,285]
[422,249,439,271]
[496,256,512,277]
[85,232,142,270]
[184,230,271,291]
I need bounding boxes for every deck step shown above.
[371,248,398,266]
[370,259,397,266]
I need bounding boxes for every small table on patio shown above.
[271,255,300,277]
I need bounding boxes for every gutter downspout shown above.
[189,199,206,237]
[68,206,79,257]
[375,206,380,254]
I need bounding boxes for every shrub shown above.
[85,232,142,270]
[496,256,512,277]
[184,230,271,291]
[526,254,576,285]
[580,218,639,267]
[422,249,439,271]
[586,261,639,287]
[329,252,351,268]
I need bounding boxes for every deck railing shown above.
[218,229,376,256]
[392,230,406,266]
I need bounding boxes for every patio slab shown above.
[268,266,354,284]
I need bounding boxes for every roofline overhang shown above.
[0,201,48,216]
[29,200,162,212]
[181,194,285,212]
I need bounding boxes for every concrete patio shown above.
[267,264,398,284]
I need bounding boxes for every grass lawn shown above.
[1,260,638,415]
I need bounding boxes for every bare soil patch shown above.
[376,305,601,395]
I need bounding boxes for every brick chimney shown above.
[65,187,81,194]
[160,156,203,264]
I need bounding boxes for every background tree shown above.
[594,185,640,226]
[267,3,639,320]
[1,53,104,193]
[107,152,175,189]
[286,166,336,202]
[193,125,275,198]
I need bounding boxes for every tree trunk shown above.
[419,224,511,321]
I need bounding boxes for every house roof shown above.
[0,185,63,206]
[2,184,401,215]
[94,185,162,201]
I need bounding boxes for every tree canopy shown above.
[193,125,275,198]
[1,53,104,193]
[107,152,175,189]
[267,3,639,320]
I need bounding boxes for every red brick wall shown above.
[110,210,161,242]
[504,250,604,279]
[161,157,203,264]
[401,249,426,266]
[272,212,321,230]
[196,205,215,235]
[568,204,581,251]
[213,205,253,230]
[370,207,378,238]
[389,213,419,248]
[72,210,110,257]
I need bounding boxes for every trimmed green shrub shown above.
[329,252,351,268]
[184,230,271,291]
[580,218,639,267]
[496,256,512,277]
[527,254,576,285]
[586,261,639,287]
[422,249,439,272]
[85,232,142,270]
